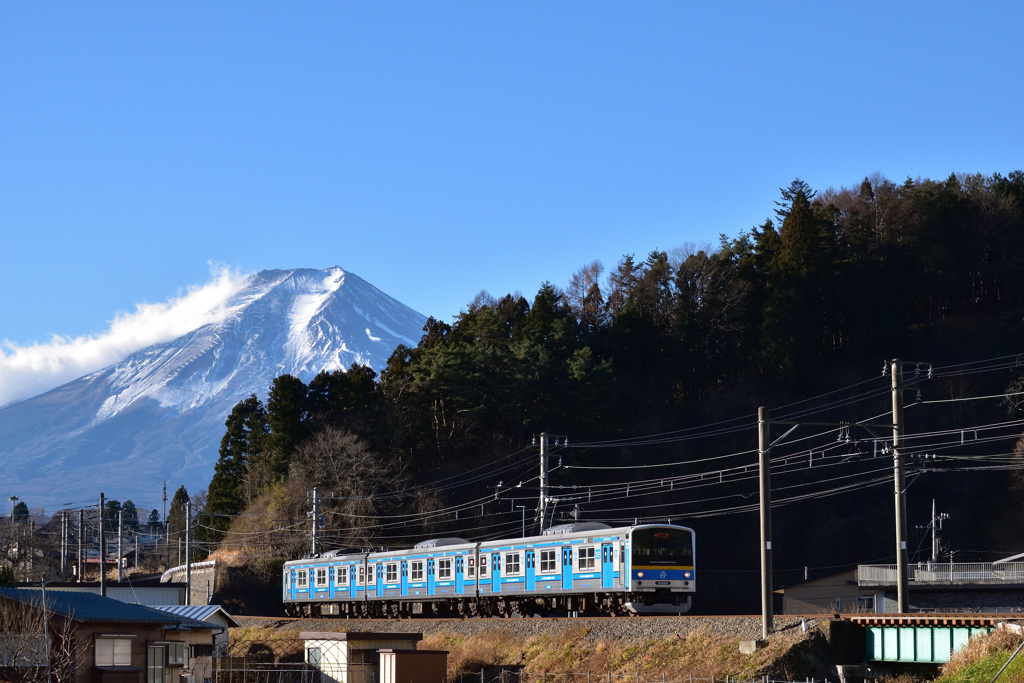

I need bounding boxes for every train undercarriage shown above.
[285,591,689,618]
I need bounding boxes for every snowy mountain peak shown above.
[0,267,427,511]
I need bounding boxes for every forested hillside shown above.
[198,171,1024,612]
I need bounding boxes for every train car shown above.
[282,522,694,618]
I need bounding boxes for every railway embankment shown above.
[233,616,833,680]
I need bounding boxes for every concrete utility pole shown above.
[758,406,773,637]
[77,510,84,583]
[99,493,106,596]
[539,433,549,533]
[891,359,909,613]
[59,512,67,579]
[185,499,191,606]
[117,510,123,583]
[311,487,321,556]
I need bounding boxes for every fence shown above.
[211,634,379,683]
[858,562,1024,585]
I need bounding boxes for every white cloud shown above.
[0,265,250,407]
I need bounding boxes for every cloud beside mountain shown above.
[0,265,248,407]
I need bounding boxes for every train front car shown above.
[625,524,696,614]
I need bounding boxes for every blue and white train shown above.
[282,522,695,618]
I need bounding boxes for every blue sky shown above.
[2,2,1022,402]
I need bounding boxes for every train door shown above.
[349,564,358,600]
[401,560,409,597]
[427,558,436,596]
[562,548,573,590]
[375,564,384,598]
[491,553,502,592]
[601,543,615,588]
[456,557,465,594]
[328,566,336,600]
[525,550,536,591]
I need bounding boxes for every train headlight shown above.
[683,571,692,579]
[637,571,644,578]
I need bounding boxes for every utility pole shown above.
[892,359,909,613]
[919,499,949,564]
[77,510,84,583]
[311,487,321,555]
[759,406,773,637]
[185,499,191,606]
[539,433,549,533]
[99,493,106,596]
[163,481,169,572]
[117,510,123,583]
[59,512,67,580]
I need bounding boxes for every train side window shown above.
[358,566,365,585]
[367,565,376,585]
[315,568,328,588]
[479,554,488,577]
[296,570,308,589]
[338,566,349,586]
[437,558,453,580]
[386,563,398,583]
[505,552,522,576]
[579,547,596,571]
[539,549,558,574]
[467,557,475,579]
[410,560,424,582]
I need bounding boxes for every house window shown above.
[96,637,133,667]
[167,642,186,666]
[540,549,558,574]
[411,561,424,581]
[579,547,596,571]
[856,595,875,612]
[438,558,453,580]
[295,570,307,589]
[307,648,322,669]
[148,644,165,683]
[190,644,214,659]
[505,552,521,576]
[315,568,328,588]
[386,563,398,583]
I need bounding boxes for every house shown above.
[777,570,881,614]
[0,587,219,683]
[151,605,238,656]
[300,632,424,683]
[856,561,1024,613]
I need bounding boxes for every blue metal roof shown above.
[150,604,239,627]
[0,588,213,630]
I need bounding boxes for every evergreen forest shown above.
[198,171,1024,612]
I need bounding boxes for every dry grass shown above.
[935,627,1024,683]
[421,624,827,682]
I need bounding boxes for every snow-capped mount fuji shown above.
[0,267,427,513]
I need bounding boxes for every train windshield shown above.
[631,527,693,565]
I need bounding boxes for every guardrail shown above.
[858,562,1024,585]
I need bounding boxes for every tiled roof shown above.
[0,588,213,630]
